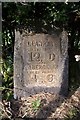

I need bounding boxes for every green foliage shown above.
[68,108,77,119]
[2,2,80,101]
[2,23,13,100]
[32,98,41,112]
[1,57,13,100]
[65,107,79,120]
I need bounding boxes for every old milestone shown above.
[14,29,68,99]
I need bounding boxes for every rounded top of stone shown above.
[15,25,62,36]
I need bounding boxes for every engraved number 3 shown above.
[47,74,53,82]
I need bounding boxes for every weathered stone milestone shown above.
[14,29,68,99]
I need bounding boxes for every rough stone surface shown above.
[14,29,68,99]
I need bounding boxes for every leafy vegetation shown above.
[1,2,80,101]
[32,98,41,112]
[64,107,80,120]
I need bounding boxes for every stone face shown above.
[14,29,68,99]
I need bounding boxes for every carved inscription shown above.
[28,52,55,62]
[49,54,55,61]
[23,34,60,86]
[47,74,54,82]
[14,31,68,98]
[27,41,43,47]
[28,52,40,61]
[26,40,55,47]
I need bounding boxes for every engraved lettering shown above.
[49,54,55,61]
[47,74,53,82]
[28,41,30,46]
[38,41,42,46]
[33,52,40,61]
[28,52,40,61]
[28,52,32,61]
[27,41,43,47]
[31,74,37,82]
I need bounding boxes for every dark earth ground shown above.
[0,87,80,120]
